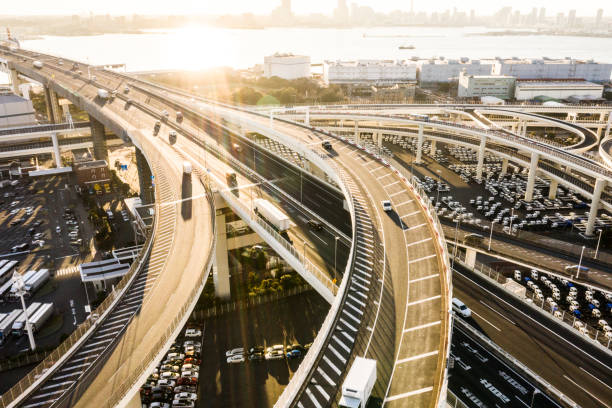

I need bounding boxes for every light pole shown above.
[508,208,514,236]
[530,389,540,408]
[334,236,339,284]
[12,272,36,351]
[488,220,496,252]
[576,245,586,279]
[594,229,603,260]
[435,169,441,204]
[451,218,460,269]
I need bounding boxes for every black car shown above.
[307,219,323,231]
[249,352,265,362]
[322,140,332,150]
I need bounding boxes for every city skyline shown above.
[0,0,609,17]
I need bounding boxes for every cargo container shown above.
[0,309,21,342]
[11,302,41,336]
[30,303,54,332]
[253,199,292,232]
[339,357,377,408]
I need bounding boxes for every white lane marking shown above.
[579,366,612,390]
[388,190,405,198]
[333,335,351,353]
[323,355,341,375]
[339,318,358,332]
[479,301,517,325]
[384,386,434,402]
[384,180,400,188]
[314,384,331,401]
[395,199,414,207]
[563,375,611,408]
[401,210,421,219]
[403,320,441,333]
[408,254,436,264]
[407,222,427,230]
[406,237,432,247]
[308,231,328,245]
[471,311,501,332]
[317,367,336,386]
[328,345,347,364]
[395,350,439,365]
[305,387,323,408]
[377,173,393,180]
[407,295,441,306]
[410,273,439,283]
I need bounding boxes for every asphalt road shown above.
[453,264,612,408]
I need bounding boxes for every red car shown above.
[184,357,201,365]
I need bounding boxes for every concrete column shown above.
[429,140,437,156]
[604,111,612,139]
[465,248,477,268]
[501,158,509,175]
[354,122,360,145]
[524,151,539,202]
[51,133,61,168]
[213,210,231,300]
[9,69,19,94]
[476,134,487,180]
[304,108,310,126]
[599,112,605,122]
[135,148,153,205]
[511,123,517,133]
[522,121,527,136]
[548,179,558,200]
[377,132,382,147]
[597,127,603,139]
[585,178,606,236]
[18,83,31,100]
[48,89,62,123]
[90,115,109,163]
[415,124,424,163]
[43,86,54,123]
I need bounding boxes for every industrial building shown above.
[493,58,612,83]
[263,53,311,80]
[514,79,605,101]
[417,58,495,84]
[457,72,516,99]
[0,92,36,128]
[74,160,110,190]
[323,59,417,84]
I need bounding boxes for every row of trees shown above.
[232,77,345,106]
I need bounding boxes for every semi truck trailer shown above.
[24,269,50,297]
[0,309,21,343]
[30,303,54,332]
[253,199,292,232]
[339,357,377,408]
[11,302,41,336]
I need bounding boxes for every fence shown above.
[0,350,49,373]
[446,390,471,408]
[452,249,612,350]
[190,284,314,321]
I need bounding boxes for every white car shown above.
[381,200,392,212]
[175,392,197,401]
[225,347,244,357]
[185,328,202,338]
[227,355,245,364]
[181,370,199,379]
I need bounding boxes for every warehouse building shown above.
[514,79,604,101]
[417,58,495,84]
[457,72,516,99]
[263,53,311,79]
[0,92,36,128]
[323,59,417,84]
[493,58,612,83]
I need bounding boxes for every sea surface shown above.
[2,25,612,84]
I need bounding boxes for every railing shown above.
[446,390,472,408]
[0,222,156,408]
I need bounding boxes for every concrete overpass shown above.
[0,48,450,408]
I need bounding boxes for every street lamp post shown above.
[594,229,603,260]
[576,245,586,279]
[435,169,441,204]
[12,272,36,351]
[508,208,514,236]
[488,220,496,252]
[451,218,460,269]
[334,236,339,283]
[530,389,540,408]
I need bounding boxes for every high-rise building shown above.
[568,9,576,28]
[538,7,546,23]
[334,0,349,22]
[596,9,604,28]
[556,12,565,26]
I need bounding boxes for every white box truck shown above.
[25,269,50,296]
[97,89,109,99]
[253,199,292,232]
[33,60,43,69]
[183,161,192,175]
[339,357,377,408]
[30,303,54,332]
[11,302,41,336]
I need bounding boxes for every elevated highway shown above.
[0,48,450,407]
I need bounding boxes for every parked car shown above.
[225,347,244,357]
[227,355,245,364]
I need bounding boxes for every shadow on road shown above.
[181,174,192,220]
[385,210,409,230]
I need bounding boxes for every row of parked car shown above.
[140,327,203,407]
[225,342,312,364]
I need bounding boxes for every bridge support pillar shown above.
[213,205,231,300]
[429,140,437,156]
[597,127,603,139]
[19,83,31,100]
[604,111,612,139]
[475,135,486,180]
[354,122,360,145]
[135,148,154,205]
[585,178,606,236]
[415,124,424,164]
[548,179,558,200]
[8,69,20,94]
[90,115,109,162]
[500,158,509,176]
[376,132,383,147]
[522,121,527,136]
[465,248,477,268]
[524,152,539,202]
[304,108,310,126]
[43,87,62,123]
[51,133,61,168]
[599,112,605,122]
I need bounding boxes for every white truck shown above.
[253,199,292,232]
[0,309,21,343]
[30,303,54,332]
[33,60,43,69]
[24,269,50,297]
[11,302,41,336]
[183,161,192,175]
[97,89,109,99]
[339,357,377,408]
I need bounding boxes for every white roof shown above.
[343,357,376,391]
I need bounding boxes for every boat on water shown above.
[399,45,416,50]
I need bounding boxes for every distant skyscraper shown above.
[568,9,576,27]
[538,8,546,24]
[596,9,604,27]
[556,12,565,26]
[334,0,349,22]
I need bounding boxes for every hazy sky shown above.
[1,1,609,17]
